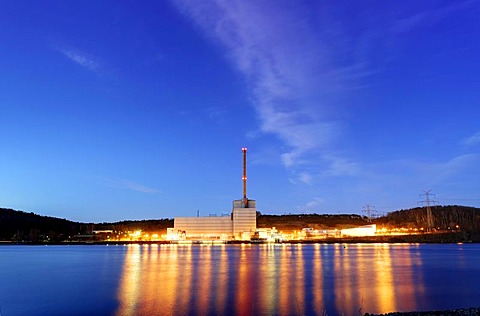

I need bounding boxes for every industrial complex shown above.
[163,147,378,243]
[167,148,257,241]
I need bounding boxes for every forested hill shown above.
[257,205,480,232]
[374,205,480,231]
[94,219,173,234]
[0,208,85,241]
[257,213,369,231]
[0,207,173,241]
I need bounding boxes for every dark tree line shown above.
[94,219,173,234]
[257,213,369,231]
[374,205,480,231]
[0,208,173,242]
[0,208,88,242]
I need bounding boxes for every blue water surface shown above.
[0,243,479,315]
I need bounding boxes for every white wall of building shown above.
[172,199,257,240]
[341,224,377,237]
[174,216,232,239]
[232,199,257,237]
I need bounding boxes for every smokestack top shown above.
[242,147,247,205]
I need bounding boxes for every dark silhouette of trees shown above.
[258,213,369,231]
[0,208,83,242]
[374,205,480,231]
[0,208,173,241]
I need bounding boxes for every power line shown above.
[418,190,438,232]
[363,204,377,222]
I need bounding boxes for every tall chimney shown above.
[242,147,247,207]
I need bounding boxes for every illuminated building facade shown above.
[232,199,256,237]
[340,224,377,237]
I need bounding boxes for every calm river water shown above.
[0,243,479,315]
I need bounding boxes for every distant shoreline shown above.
[364,306,480,316]
[1,232,479,245]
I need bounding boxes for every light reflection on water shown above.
[114,244,431,315]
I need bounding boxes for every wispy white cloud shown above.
[101,177,160,194]
[322,156,361,177]
[427,154,480,184]
[462,132,480,146]
[288,171,313,185]
[205,106,227,120]
[58,47,100,72]
[174,1,370,182]
[393,1,478,34]
[304,197,325,211]
[374,154,480,190]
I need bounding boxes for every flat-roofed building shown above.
[168,148,257,241]
[173,216,232,239]
[171,198,257,240]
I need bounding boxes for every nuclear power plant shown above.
[167,148,257,241]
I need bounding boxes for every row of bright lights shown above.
[96,224,462,242]
[97,228,459,242]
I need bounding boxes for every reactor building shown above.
[167,148,257,241]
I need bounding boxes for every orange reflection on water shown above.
[138,244,160,314]
[116,245,141,316]
[313,244,324,314]
[114,243,426,315]
[196,245,212,314]
[155,245,179,315]
[278,244,291,314]
[261,244,278,314]
[176,245,193,313]
[214,245,228,315]
[355,244,376,314]
[116,245,180,316]
[332,244,424,315]
[373,244,396,313]
[390,244,424,312]
[295,244,305,315]
[334,244,357,314]
[236,243,252,315]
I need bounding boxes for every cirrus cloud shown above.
[462,131,480,147]
[55,46,101,73]
[100,176,160,194]
[173,1,370,182]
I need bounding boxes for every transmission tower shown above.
[363,204,376,222]
[418,190,438,232]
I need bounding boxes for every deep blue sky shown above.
[1,1,479,222]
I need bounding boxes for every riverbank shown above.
[1,231,479,245]
[308,231,480,243]
[365,306,480,315]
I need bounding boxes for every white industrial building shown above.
[168,199,257,240]
[340,224,377,237]
[167,148,257,241]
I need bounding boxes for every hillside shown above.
[0,207,173,241]
[0,208,87,242]
[258,205,480,233]
[257,213,369,232]
[1,205,479,242]
[374,205,480,231]
[94,219,173,234]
